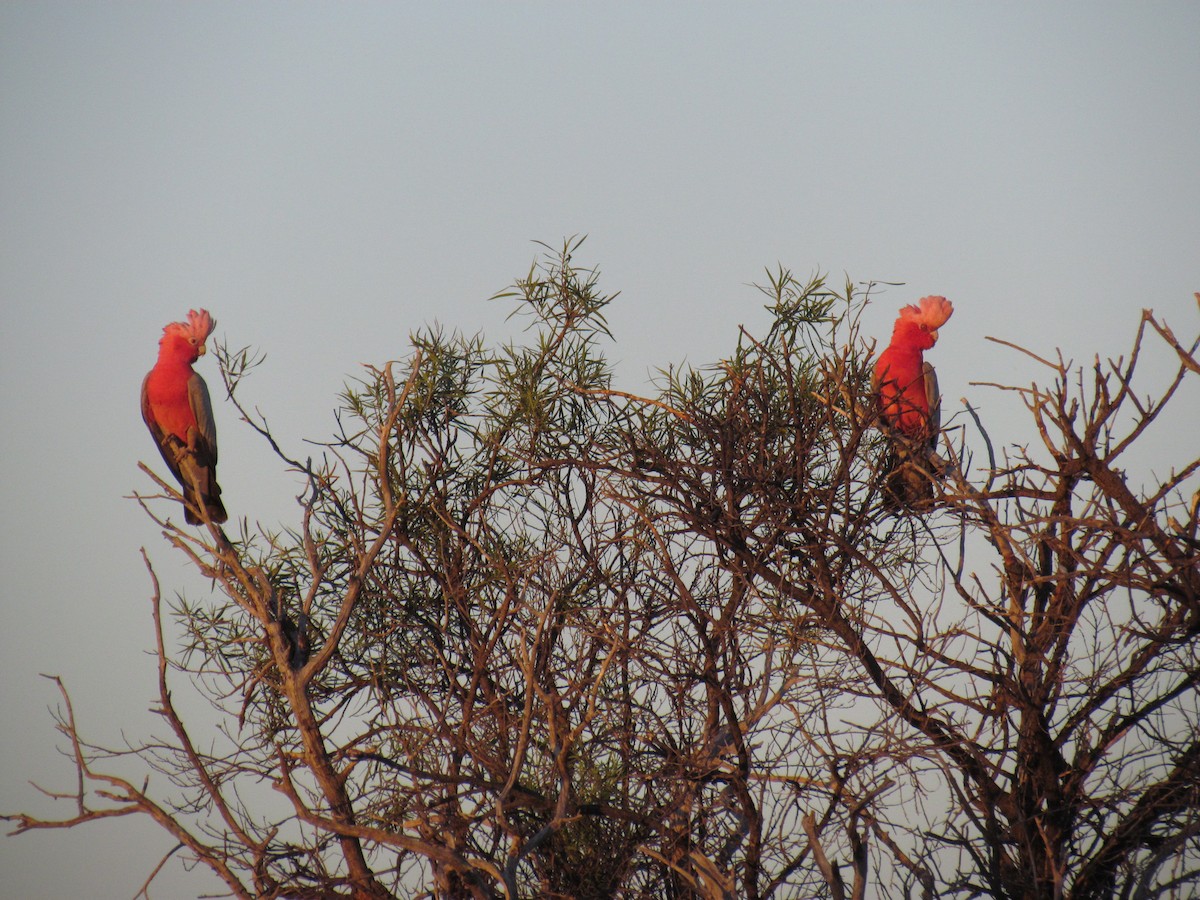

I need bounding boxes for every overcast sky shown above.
[2,4,1198,896]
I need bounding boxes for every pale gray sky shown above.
[2,3,1198,896]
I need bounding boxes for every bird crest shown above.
[896,295,954,330]
[162,308,217,344]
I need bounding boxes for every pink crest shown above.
[162,308,217,344]
[186,308,216,341]
[897,296,953,329]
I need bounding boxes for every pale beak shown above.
[198,343,207,356]
[929,329,939,343]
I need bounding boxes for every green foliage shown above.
[15,241,1199,900]
[216,240,893,896]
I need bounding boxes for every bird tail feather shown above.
[880,441,939,513]
[178,454,228,525]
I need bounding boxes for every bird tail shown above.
[184,487,228,526]
[178,456,228,525]
[880,441,940,513]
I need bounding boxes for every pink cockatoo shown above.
[141,309,227,524]
[872,296,954,509]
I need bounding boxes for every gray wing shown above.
[923,361,940,450]
[187,372,218,465]
[140,372,159,440]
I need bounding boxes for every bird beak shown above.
[929,329,939,343]
[197,344,207,356]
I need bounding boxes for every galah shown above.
[872,295,954,510]
[141,309,227,524]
